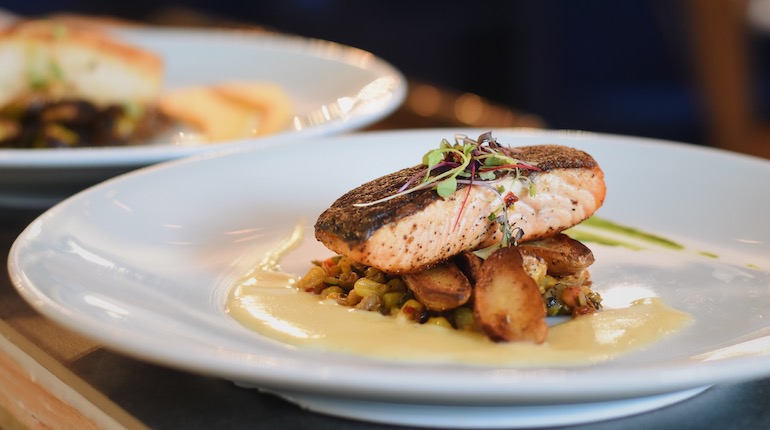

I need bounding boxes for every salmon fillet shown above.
[315,144,606,274]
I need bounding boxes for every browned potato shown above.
[453,251,483,285]
[402,262,472,311]
[473,247,548,343]
[518,233,595,276]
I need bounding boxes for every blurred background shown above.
[4,0,770,158]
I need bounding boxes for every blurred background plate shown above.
[0,25,406,209]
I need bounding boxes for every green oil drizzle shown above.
[579,217,685,250]
[562,229,643,250]
[566,217,770,270]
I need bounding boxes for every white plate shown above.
[9,129,770,428]
[0,26,406,209]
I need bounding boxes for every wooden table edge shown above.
[0,319,148,430]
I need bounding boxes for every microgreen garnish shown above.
[354,132,541,251]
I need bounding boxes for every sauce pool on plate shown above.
[225,223,692,366]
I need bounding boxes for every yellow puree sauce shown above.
[225,222,692,366]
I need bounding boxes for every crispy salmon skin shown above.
[315,141,605,274]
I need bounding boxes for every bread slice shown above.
[213,82,293,136]
[158,82,293,141]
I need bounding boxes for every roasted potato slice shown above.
[453,251,483,285]
[402,262,472,311]
[473,247,547,343]
[518,233,595,276]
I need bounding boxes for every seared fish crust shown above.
[315,145,605,274]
